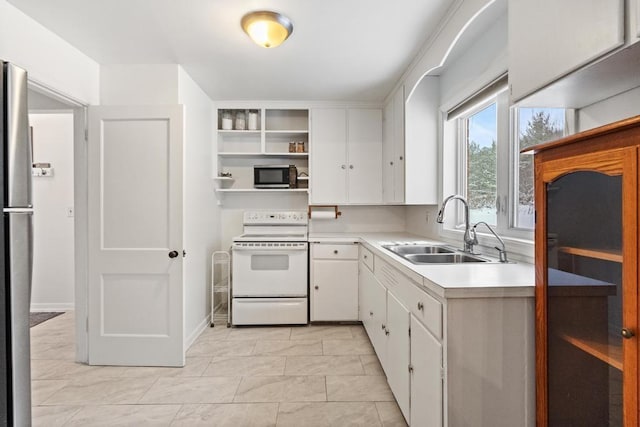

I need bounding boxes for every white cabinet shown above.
[410,315,443,427]
[310,108,382,204]
[509,0,625,103]
[215,107,309,197]
[382,86,405,204]
[310,243,359,321]
[359,247,534,426]
[385,291,410,421]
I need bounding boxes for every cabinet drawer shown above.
[360,246,374,272]
[313,243,358,260]
[405,282,442,340]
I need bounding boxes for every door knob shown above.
[168,250,179,258]
[622,328,635,339]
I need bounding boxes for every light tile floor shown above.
[31,312,408,426]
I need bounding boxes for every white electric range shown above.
[231,211,308,325]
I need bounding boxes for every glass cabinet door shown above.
[540,147,637,427]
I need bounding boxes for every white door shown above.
[310,109,347,203]
[411,315,443,427]
[386,291,410,421]
[87,105,184,367]
[311,259,358,321]
[382,101,395,204]
[347,109,382,204]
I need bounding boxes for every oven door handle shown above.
[232,245,308,252]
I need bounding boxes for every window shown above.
[513,108,570,229]
[442,77,573,246]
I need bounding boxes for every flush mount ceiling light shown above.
[241,11,293,48]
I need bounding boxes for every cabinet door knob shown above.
[363,255,367,259]
[349,165,354,169]
[417,302,424,311]
[333,250,338,254]
[314,285,319,290]
[169,250,179,258]
[408,364,413,373]
[390,161,394,166]
[622,328,635,339]
[399,156,403,161]
[369,311,373,317]
[341,164,346,169]
[385,329,390,336]
[381,324,386,330]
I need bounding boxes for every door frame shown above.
[28,80,89,362]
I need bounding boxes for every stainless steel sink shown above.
[383,244,455,255]
[404,253,488,264]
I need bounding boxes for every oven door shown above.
[232,242,308,297]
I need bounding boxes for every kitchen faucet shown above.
[470,221,508,263]
[436,195,475,253]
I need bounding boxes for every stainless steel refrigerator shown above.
[0,61,33,426]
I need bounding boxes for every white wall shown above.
[578,85,640,131]
[178,66,218,349]
[30,113,75,311]
[0,0,99,104]
[100,64,179,105]
[309,206,406,234]
[405,205,440,238]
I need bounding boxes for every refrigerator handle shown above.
[6,63,32,208]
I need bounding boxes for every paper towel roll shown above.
[310,211,336,220]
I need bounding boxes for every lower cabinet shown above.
[359,245,535,427]
[310,243,359,321]
[410,315,443,427]
[385,291,410,420]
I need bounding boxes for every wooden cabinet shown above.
[410,315,443,427]
[310,108,382,204]
[509,0,625,103]
[382,86,405,204]
[215,107,309,197]
[531,115,640,426]
[310,243,359,321]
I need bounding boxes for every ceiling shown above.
[8,0,454,102]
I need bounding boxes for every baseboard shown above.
[184,314,211,352]
[30,303,74,312]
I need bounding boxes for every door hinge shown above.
[408,364,413,373]
[183,250,187,258]
[408,327,411,337]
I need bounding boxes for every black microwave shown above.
[254,165,297,188]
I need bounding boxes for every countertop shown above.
[308,232,535,299]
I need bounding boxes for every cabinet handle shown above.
[314,285,319,290]
[369,311,373,317]
[341,164,346,169]
[417,302,424,311]
[333,250,338,254]
[363,255,368,259]
[399,156,403,161]
[390,161,394,166]
[622,328,635,339]
[381,324,386,330]
[349,165,354,169]
[408,364,413,373]
[385,328,390,336]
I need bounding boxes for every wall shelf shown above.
[215,188,309,193]
[218,152,308,158]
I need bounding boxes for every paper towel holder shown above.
[308,205,342,219]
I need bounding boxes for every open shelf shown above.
[218,152,308,158]
[217,130,261,135]
[558,246,623,263]
[215,188,309,193]
[559,332,622,371]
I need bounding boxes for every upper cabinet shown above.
[382,86,406,204]
[215,108,309,194]
[404,76,439,205]
[510,0,640,108]
[310,108,382,204]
